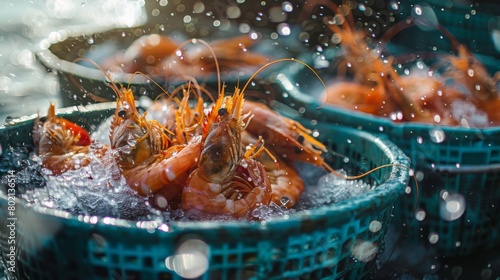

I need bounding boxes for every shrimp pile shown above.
[33,73,331,219]
[305,1,500,127]
[103,34,269,80]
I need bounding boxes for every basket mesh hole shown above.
[93,266,108,277]
[124,255,139,265]
[143,256,153,267]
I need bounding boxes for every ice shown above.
[295,170,373,211]
[18,148,155,220]
[451,99,488,128]
[91,116,113,145]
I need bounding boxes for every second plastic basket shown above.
[274,57,500,257]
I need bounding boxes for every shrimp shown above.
[444,45,499,101]
[104,34,269,79]
[305,1,431,122]
[241,131,304,208]
[242,100,328,166]
[380,17,500,126]
[109,82,201,199]
[33,103,106,175]
[182,88,273,218]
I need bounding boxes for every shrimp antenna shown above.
[166,38,221,98]
[241,58,329,108]
[71,57,205,118]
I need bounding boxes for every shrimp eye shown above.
[118,110,127,118]
[297,135,305,144]
[218,108,228,116]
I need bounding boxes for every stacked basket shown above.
[274,1,500,257]
[0,103,410,279]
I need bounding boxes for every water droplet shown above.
[414,6,422,15]
[87,37,94,44]
[440,192,466,221]
[282,1,293,12]
[429,128,445,143]
[226,5,241,19]
[277,23,291,36]
[416,210,426,221]
[390,1,399,10]
[428,233,439,244]
[369,220,382,232]
[165,238,209,278]
[352,240,378,262]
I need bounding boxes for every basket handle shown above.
[427,163,500,173]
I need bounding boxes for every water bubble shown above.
[166,237,210,278]
[440,192,466,221]
[369,220,382,232]
[428,233,439,244]
[226,5,241,19]
[416,210,426,221]
[352,240,378,262]
[429,128,445,143]
[481,268,492,279]
[390,1,399,10]
[269,6,287,22]
[277,23,291,36]
[193,1,204,13]
[414,6,422,16]
[282,1,293,12]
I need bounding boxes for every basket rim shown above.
[0,102,410,234]
[34,22,294,92]
[35,24,168,85]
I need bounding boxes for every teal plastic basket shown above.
[0,103,409,279]
[35,19,306,108]
[274,57,500,257]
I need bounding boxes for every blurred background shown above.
[0,0,147,123]
[1,0,500,279]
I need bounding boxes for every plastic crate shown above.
[274,53,500,257]
[0,103,409,279]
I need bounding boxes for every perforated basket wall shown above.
[275,59,500,257]
[0,103,409,279]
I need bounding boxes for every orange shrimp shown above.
[242,100,328,166]
[109,83,201,199]
[33,103,106,175]
[380,17,500,126]
[104,34,269,78]
[182,88,273,218]
[241,131,304,208]
[444,45,499,102]
[305,1,431,122]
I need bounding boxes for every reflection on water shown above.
[0,0,145,124]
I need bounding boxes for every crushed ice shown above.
[1,137,374,222]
